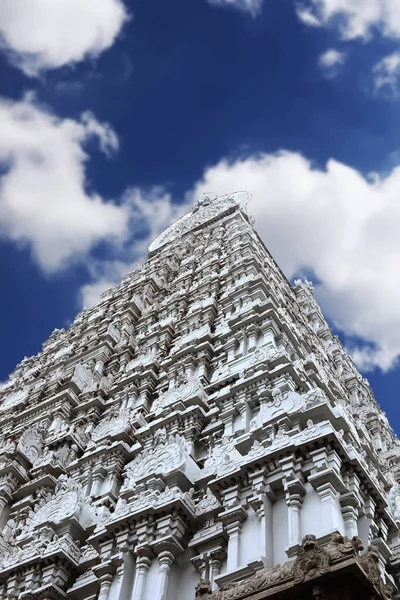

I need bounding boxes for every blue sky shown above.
[1,0,400,431]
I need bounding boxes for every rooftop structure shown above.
[0,192,399,600]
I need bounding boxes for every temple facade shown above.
[0,192,399,600]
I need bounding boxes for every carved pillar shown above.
[155,550,174,600]
[98,573,114,600]
[341,502,359,538]
[226,338,236,362]
[280,455,305,551]
[225,521,242,571]
[248,470,274,567]
[340,471,361,539]
[317,483,342,532]
[131,555,152,600]
[259,322,277,349]
[210,556,222,590]
[0,474,18,522]
[90,468,105,497]
[308,447,345,535]
[286,491,304,548]
[246,324,259,352]
[220,484,246,572]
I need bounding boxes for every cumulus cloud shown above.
[79,188,190,307]
[319,48,345,68]
[187,151,400,372]
[318,48,346,77]
[0,0,129,76]
[0,94,130,272]
[206,0,264,17]
[373,52,400,92]
[296,0,400,40]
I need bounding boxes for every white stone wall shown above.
[0,192,398,599]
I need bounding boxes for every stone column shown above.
[309,448,345,535]
[280,455,305,552]
[320,483,343,531]
[155,550,174,600]
[340,471,361,539]
[0,474,18,523]
[210,556,222,590]
[286,492,304,548]
[131,555,152,600]
[98,573,114,600]
[248,470,274,567]
[220,485,247,573]
[246,324,259,352]
[225,521,242,572]
[90,469,105,497]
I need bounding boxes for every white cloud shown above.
[0,93,131,272]
[373,52,400,92]
[206,0,264,17]
[296,7,322,27]
[296,0,400,40]
[187,151,400,372]
[79,188,191,307]
[318,48,346,77]
[319,48,345,68]
[0,0,129,76]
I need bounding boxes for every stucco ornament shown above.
[91,405,132,442]
[0,387,28,412]
[389,481,400,521]
[125,350,157,373]
[302,387,328,408]
[124,430,189,484]
[17,422,47,464]
[31,475,85,527]
[148,191,251,253]
[152,376,207,414]
[71,363,97,393]
[171,325,211,352]
[195,488,221,516]
[293,535,330,584]
[203,437,243,477]
[0,520,18,566]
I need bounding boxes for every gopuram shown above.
[0,192,400,600]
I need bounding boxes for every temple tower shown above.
[0,192,399,600]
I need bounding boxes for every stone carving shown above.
[171,325,211,352]
[249,346,279,366]
[91,405,132,442]
[292,535,330,583]
[203,437,242,477]
[148,192,250,253]
[195,579,212,597]
[113,485,194,521]
[0,194,399,599]
[72,363,97,393]
[301,419,320,441]
[302,387,327,408]
[152,376,207,414]
[361,545,394,599]
[0,387,28,412]
[123,431,189,486]
[247,439,266,459]
[195,488,221,516]
[125,350,157,373]
[389,482,400,521]
[17,422,47,464]
[202,533,362,600]
[32,443,78,470]
[31,475,85,527]
[0,519,18,566]
[54,344,74,360]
